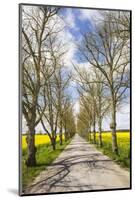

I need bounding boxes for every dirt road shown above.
[24,134,130,194]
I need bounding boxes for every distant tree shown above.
[62,101,76,140]
[54,66,72,145]
[74,64,109,145]
[77,96,93,141]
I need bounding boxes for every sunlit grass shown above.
[90,131,130,168]
[22,137,71,190]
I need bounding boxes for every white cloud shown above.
[78,9,102,25]
[22,117,53,134]
[58,26,77,69]
[116,103,130,130]
[63,9,77,29]
[102,103,130,131]
[118,102,130,115]
[22,116,28,134]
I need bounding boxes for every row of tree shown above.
[22,7,130,167]
[22,6,76,166]
[75,11,130,154]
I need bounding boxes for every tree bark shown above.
[110,102,118,154]
[59,121,63,145]
[26,128,36,166]
[98,119,103,147]
[93,113,96,144]
[64,125,68,141]
[89,132,92,141]
[51,136,56,150]
[93,128,96,144]
[89,126,92,141]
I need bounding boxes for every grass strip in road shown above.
[22,139,71,189]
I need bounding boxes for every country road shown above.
[24,134,130,194]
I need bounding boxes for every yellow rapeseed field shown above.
[22,134,65,149]
[94,131,130,150]
[96,131,130,144]
[93,131,130,167]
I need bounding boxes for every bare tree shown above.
[62,100,76,140]
[93,70,110,147]
[22,6,60,166]
[39,77,59,150]
[62,99,70,141]
[54,66,72,145]
[74,72,98,144]
[102,11,130,42]
[37,35,70,150]
[77,95,93,141]
[79,11,130,153]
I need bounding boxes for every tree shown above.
[37,33,69,150]
[77,82,97,144]
[79,11,130,153]
[74,65,102,144]
[22,6,60,165]
[102,11,130,42]
[38,54,65,150]
[93,69,109,147]
[54,66,72,145]
[77,95,93,141]
[62,100,76,140]
[39,76,59,150]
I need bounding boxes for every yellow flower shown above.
[22,134,65,149]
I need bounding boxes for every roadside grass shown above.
[89,132,130,169]
[22,139,71,190]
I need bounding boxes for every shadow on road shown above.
[24,153,114,193]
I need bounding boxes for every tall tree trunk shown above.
[93,128,96,144]
[64,125,68,141]
[89,132,92,141]
[89,126,92,141]
[110,102,118,154]
[98,118,102,147]
[59,121,63,145]
[26,128,36,166]
[93,114,96,144]
[51,135,56,150]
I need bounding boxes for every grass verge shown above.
[22,139,71,190]
[95,142,130,169]
[89,132,130,169]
